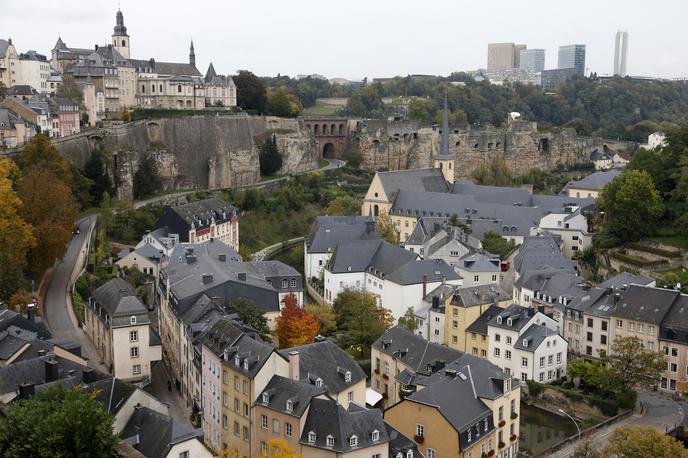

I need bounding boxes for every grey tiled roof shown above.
[0,308,51,340]
[129,58,202,77]
[373,326,463,376]
[122,406,203,458]
[89,278,149,328]
[612,285,680,325]
[515,268,586,311]
[451,284,511,308]
[660,296,688,343]
[513,235,575,275]
[377,168,449,201]
[564,170,622,191]
[278,340,366,396]
[466,304,506,335]
[457,252,500,272]
[256,375,326,418]
[513,324,559,351]
[0,39,10,59]
[598,272,655,289]
[385,422,423,458]
[299,398,389,452]
[306,216,378,253]
[487,304,537,331]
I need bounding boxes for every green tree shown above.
[325,196,362,216]
[82,146,113,205]
[398,307,417,332]
[341,85,384,118]
[408,97,430,123]
[119,107,131,122]
[133,154,162,199]
[481,231,515,259]
[259,136,283,176]
[333,288,393,348]
[375,211,399,245]
[603,426,688,458]
[266,89,301,117]
[234,70,267,113]
[305,303,337,335]
[55,75,84,108]
[603,336,666,391]
[228,298,271,341]
[471,157,513,186]
[0,384,118,457]
[598,170,664,242]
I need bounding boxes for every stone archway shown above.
[323,143,336,159]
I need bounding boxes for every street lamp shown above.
[558,408,581,441]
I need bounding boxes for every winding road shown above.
[42,215,106,371]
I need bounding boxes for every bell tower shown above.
[112,9,130,59]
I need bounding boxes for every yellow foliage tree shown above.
[375,210,399,245]
[603,426,688,458]
[261,439,303,458]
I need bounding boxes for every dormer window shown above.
[344,371,351,382]
[523,339,528,347]
[286,400,293,413]
[262,393,269,404]
[371,430,379,441]
[315,378,323,387]
[235,356,240,366]
[349,435,358,447]
[130,316,136,325]
[506,318,512,326]
[483,418,488,432]
[326,434,334,447]
[308,431,317,443]
[407,451,414,458]
[497,316,502,324]
[467,428,472,442]
[243,360,249,371]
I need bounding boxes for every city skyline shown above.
[1,0,687,80]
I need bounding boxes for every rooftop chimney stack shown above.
[82,367,96,384]
[422,274,428,298]
[44,359,59,383]
[288,351,300,381]
[18,382,35,399]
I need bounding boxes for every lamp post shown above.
[558,408,581,441]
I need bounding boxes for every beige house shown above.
[0,39,18,88]
[84,278,161,381]
[116,244,164,278]
[385,355,521,458]
[564,170,621,199]
[361,168,448,218]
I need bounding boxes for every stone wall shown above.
[50,115,317,199]
[353,119,634,177]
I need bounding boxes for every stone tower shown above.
[112,9,130,59]
[434,91,455,184]
[189,40,196,67]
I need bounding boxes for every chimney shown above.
[37,350,46,357]
[45,359,59,383]
[82,367,96,384]
[237,272,246,282]
[432,296,440,308]
[202,273,213,284]
[18,382,35,399]
[27,303,35,322]
[94,44,99,51]
[218,254,226,262]
[288,351,300,381]
[441,275,447,285]
[422,274,428,298]
[185,254,197,264]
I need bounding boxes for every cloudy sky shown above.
[2,0,686,80]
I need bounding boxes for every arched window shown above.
[141,84,145,94]
[151,84,155,93]
[159,84,163,93]
[374,204,379,217]
[314,124,320,135]
[290,278,297,288]
[177,85,182,93]
[122,39,126,47]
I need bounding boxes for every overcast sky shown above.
[2,0,687,80]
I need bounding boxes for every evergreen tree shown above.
[234,70,267,113]
[83,146,113,205]
[259,137,282,176]
[133,154,162,199]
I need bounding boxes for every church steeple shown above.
[189,40,196,67]
[440,90,449,156]
[112,9,130,59]
[113,9,128,36]
[434,89,455,184]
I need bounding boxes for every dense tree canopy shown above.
[472,157,514,186]
[228,298,271,341]
[133,154,162,199]
[0,384,118,457]
[482,231,515,259]
[266,89,301,117]
[259,137,283,176]
[82,146,113,205]
[604,426,688,458]
[275,294,319,348]
[235,70,268,113]
[333,288,394,349]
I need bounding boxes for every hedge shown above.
[626,243,682,258]
[526,380,544,397]
[610,250,666,267]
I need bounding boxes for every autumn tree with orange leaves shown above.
[276,293,320,349]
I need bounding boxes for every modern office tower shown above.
[513,44,527,68]
[520,49,546,73]
[487,43,527,71]
[614,31,628,76]
[558,44,586,75]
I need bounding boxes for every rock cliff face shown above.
[353,119,634,176]
[51,115,317,199]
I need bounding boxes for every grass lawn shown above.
[650,236,688,250]
[318,159,329,168]
[301,100,340,117]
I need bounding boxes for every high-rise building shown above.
[558,44,586,75]
[487,43,527,71]
[614,31,628,76]
[520,49,546,73]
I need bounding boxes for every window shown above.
[243,426,249,441]
[179,452,189,458]
[505,350,512,360]
[262,393,269,404]
[649,326,655,335]
[672,348,679,357]
[492,274,498,282]
[130,316,137,325]
[223,392,228,406]
[384,361,390,375]
[133,364,141,375]
[539,372,544,382]
[556,352,562,363]
[452,335,458,344]
[261,442,268,455]
[326,435,334,447]
[630,322,636,331]
[495,334,501,342]
[261,415,268,429]
[234,397,240,412]
[521,372,528,381]
[616,319,623,328]
[286,399,293,412]
[506,336,512,345]
[467,428,472,442]
[372,430,380,441]
[548,355,553,366]
[129,330,138,342]
[345,371,352,382]
[670,363,678,372]
[494,348,500,358]
[273,419,280,433]
[587,318,593,327]
[416,424,424,437]
[222,414,228,429]
[498,406,504,421]
[349,435,358,447]
[602,321,608,331]
[243,380,249,394]
[130,347,139,358]
[234,376,240,391]
[285,422,292,438]
[234,421,239,436]
[177,85,182,93]
[243,402,249,417]
[521,357,528,367]
[539,357,545,368]
[601,335,607,345]
[308,431,317,443]
[427,449,436,458]
[474,275,480,282]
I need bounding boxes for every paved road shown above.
[549,390,684,457]
[42,215,106,372]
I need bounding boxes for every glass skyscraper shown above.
[520,49,546,73]
[557,44,586,75]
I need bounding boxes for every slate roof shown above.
[156,198,238,239]
[385,422,423,458]
[89,278,150,328]
[278,340,366,395]
[515,268,587,311]
[466,304,506,335]
[306,216,379,253]
[590,149,611,161]
[598,272,655,289]
[450,284,511,308]
[256,375,326,418]
[564,170,622,191]
[129,58,202,77]
[457,252,500,272]
[612,285,680,325]
[0,39,11,59]
[118,243,165,263]
[122,406,203,458]
[373,326,463,376]
[83,377,137,414]
[513,324,559,351]
[566,287,613,317]
[0,308,51,340]
[513,235,575,275]
[6,85,33,96]
[660,295,688,344]
[300,398,389,452]
[487,304,537,331]
[377,168,449,201]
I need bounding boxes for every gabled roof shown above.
[306,216,378,253]
[256,375,326,418]
[90,278,149,327]
[122,406,203,458]
[515,268,586,310]
[300,398,389,452]
[385,421,423,457]
[457,252,500,272]
[0,39,13,59]
[163,197,238,228]
[466,304,506,335]
[513,235,575,275]
[612,285,679,325]
[129,58,202,77]
[373,326,462,376]
[487,303,537,331]
[598,272,655,289]
[451,284,511,308]
[565,170,622,191]
[278,340,366,395]
[376,168,449,201]
[513,323,559,351]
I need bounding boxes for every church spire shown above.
[113,9,128,36]
[440,89,449,156]
[189,40,196,67]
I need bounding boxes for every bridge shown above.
[303,118,348,159]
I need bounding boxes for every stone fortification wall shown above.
[51,115,317,199]
[353,119,634,176]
